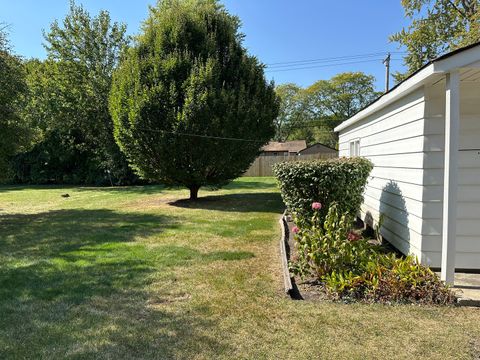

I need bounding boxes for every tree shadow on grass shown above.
[0,209,178,258]
[0,184,166,195]
[0,209,249,358]
[0,184,73,193]
[169,192,284,213]
[75,185,166,195]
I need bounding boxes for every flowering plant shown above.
[290,202,377,279]
[289,202,455,304]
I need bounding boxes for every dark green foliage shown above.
[273,157,373,221]
[109,0,279,199]
[13,2,137,185]
[12,130,139,185]
[292,203,455,305]
[0,27,31,181]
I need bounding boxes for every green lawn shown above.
[1,178,479,359]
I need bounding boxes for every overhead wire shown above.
[36,49,405,141]
[136,127,267,143]
[266,51,406,68]
[266,58,403,73]
[135,125,338,144]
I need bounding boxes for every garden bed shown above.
[284,214,381,301]
[282,212,457,305]
[274,158,456,305]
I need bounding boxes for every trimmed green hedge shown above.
[273,157,373,220]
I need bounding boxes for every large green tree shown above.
[304,72,379,147]
[274,72,379,148]
[391,0,480,81]
[0,27,31,181]
[110,0,278,200]
[274,83,305,142]
[15,1,136,184]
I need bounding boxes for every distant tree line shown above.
[0,0,277,194]
[1,0,479,186]
[10,2,136,185]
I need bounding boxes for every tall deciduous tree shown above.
[110,0,278,200]
[15,1,135,184]
[274,83,305,142]
[304,72,379,148]
[391,0,480,81]
[305,72,379,121]
[0,27,31,180]
[274,72,379,148]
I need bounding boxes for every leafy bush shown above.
[291,203,379,279]
[273,157,373,222]
[291,203,455,305]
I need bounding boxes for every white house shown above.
[334,42,480,284]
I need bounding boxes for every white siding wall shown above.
[338,88,427,260]
[423,80,480,268]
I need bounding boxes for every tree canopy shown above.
[273,83,305,142]
[0,26,31,181]
[110,0,279,199]
[13,1,136,185]
[273,72,380,148]
[391,0,480,81]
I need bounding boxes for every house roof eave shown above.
[334,63,437,133]
[334,41,480,133]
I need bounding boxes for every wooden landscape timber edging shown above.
[279,211,294,296]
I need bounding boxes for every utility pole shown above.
[383,53,391,92]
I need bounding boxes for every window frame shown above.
[349,139,361,157]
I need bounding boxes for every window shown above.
[349,139,360,157]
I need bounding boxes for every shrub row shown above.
[273,157,373,222]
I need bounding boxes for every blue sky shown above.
[1,0,409,90]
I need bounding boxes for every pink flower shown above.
[347,231,361,241]
[292,226,299,234]
[312,202,322,210]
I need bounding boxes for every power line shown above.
[265,58,402,73]
[266,51,406,67]
[136,126,338,143]
[137,127,267,143]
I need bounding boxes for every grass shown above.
[0,177,479,359]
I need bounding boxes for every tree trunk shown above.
[189,185,199,200]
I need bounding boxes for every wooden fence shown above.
[243,153,337,177]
